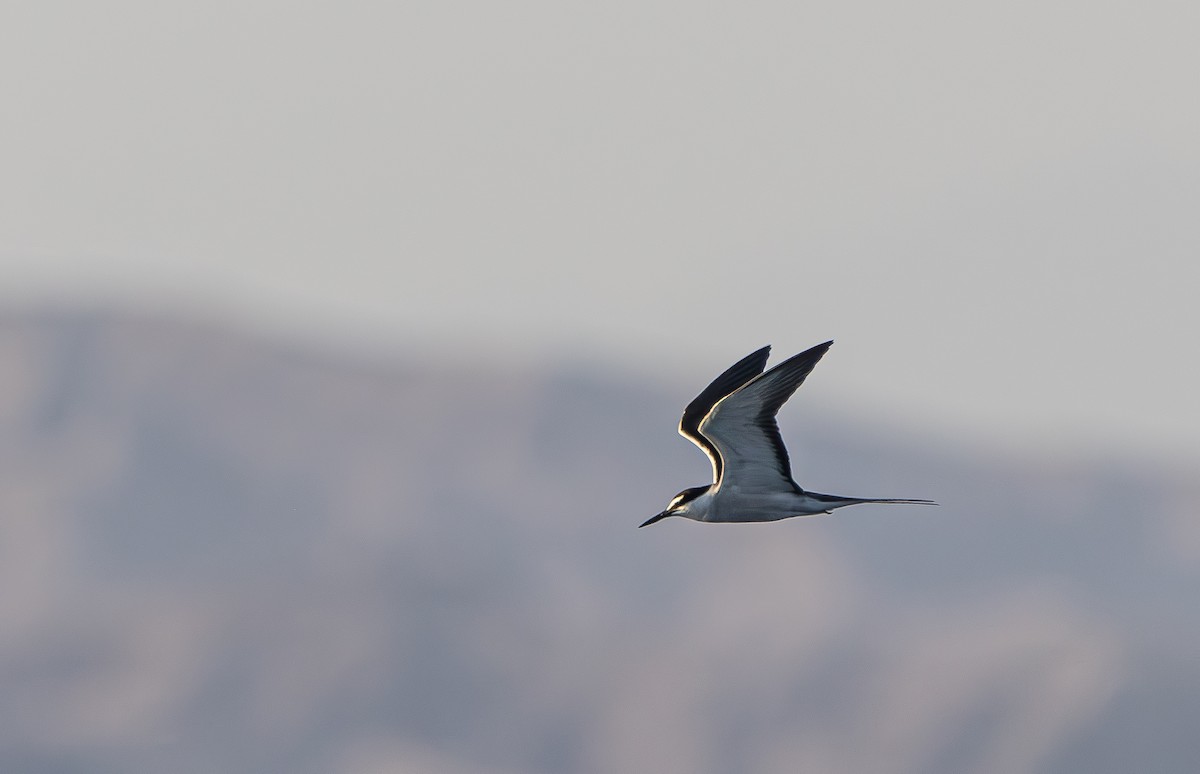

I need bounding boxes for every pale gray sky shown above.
[3,0,1198,460]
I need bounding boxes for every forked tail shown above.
[807,492,938,510]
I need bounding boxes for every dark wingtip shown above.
[680,345,774,438]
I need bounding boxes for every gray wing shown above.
[679,346,772,483]
[698,341,832,494]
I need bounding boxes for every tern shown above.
[641,341,934,527]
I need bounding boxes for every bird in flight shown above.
[641,341,934,527]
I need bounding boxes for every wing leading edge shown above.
[678,345,771,483]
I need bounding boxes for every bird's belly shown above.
[704,490,828,522]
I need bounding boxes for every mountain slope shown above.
[0,312,1196,774]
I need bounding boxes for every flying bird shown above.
[641,341,934,527]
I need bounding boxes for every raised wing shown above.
[679,346,771,483]
[698,340,833,494]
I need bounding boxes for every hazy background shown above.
[2,2,1198,772]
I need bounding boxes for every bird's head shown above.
[640,486,709,527]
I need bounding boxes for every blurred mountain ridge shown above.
[1,310,1197,774]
